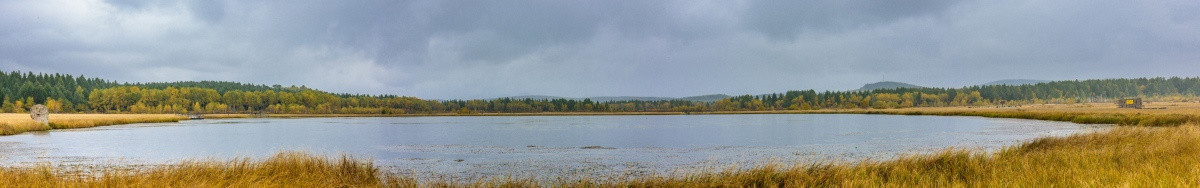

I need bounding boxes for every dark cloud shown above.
[187,0,225,23]
[104,0,152,9]
[1,0,1197,99]
[742,0,958,40]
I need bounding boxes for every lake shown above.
[0,114,1103,180]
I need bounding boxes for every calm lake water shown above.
[0,114,1103,179]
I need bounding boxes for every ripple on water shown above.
[0,115,1108,181]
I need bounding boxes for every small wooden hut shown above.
[1117,98,1143,109]
[186,113,205,119]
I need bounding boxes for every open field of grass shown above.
[205,102,1200,127]
[0,113,186,135]
[2,103,1199,187]
[837,102,1200,126]
[703,102,1200,127]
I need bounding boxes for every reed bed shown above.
[0,152,384,187]
[0,114,186,135]
[850,109,1199,126]
[0,120,50,135]
[766,102,1200,127]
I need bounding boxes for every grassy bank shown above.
[220,102,1200,127]
[705,102,1200,126]
[0,111,695,136]
[0,152,385,187]
[816,106,1200,127]
[0,114,186,135]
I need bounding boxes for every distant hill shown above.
[500,94,731,103]
[588,96,674,102]
[984,79,1050,86]
[857,81,924,91]
[678,94,732,102]
[502,95,568,101]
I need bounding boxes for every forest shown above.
[1,70,1198,114]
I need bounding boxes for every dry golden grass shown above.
[0,152,385,187]
[838,102,1200,126]
[0,113,54,135]
[0,119,49,135]
[0,113,186,135]
[703,102,1200,126]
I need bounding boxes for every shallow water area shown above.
[0,114,1105,180]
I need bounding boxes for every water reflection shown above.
[0,114,1104,180]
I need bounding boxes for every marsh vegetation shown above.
[0,114,185,135]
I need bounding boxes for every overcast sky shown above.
[2,0,1198,99]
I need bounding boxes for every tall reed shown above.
[0,114,186,135]
[0,152,383,187]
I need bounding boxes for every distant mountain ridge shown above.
[677,94,731,102]
[498,79,1075,102]
[499,94,731,103]
[984,79,1050,86]
[856,81,924,91]
[502,95,566,101]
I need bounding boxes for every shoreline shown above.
[214,102,1197,127]
[1,102,1198,186]
[0,114,187,135]
[3,102,1192,136]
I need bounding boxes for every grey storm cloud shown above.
[743,0,957,39]
[1,0,1198,99]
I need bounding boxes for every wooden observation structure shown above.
[1117,98,1143,109]
[186,113,205,119]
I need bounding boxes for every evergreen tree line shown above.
[0,70,704,113]
[1,70,1198,114]
[716,77,1200,111]
[0,71,119,112]
[84,86,707,114]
